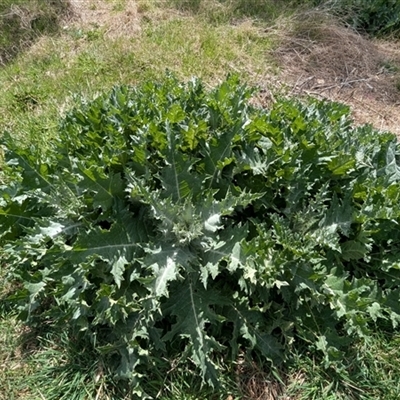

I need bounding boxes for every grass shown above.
[0,1,275,145]
[1,0,400,398]
[0,314,32,400]
[23,331,113,400]
[0,317,117,400]
[0,0,70,65]
[159,0,294,24]
[286,333,400,399]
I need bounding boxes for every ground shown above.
[1,1,400,399]
[274,10,400,136]
[67,0,140,38]
[65,0,400,136]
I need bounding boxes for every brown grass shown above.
[66,0,140,38]
[272,10,400,137]
[232,357,286,400]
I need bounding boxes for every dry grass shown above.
[272,10,400,136]
[66,0,140,38]
[0,0,73,65]
[231,357,286,400]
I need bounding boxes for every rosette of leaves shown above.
[2,75,400,393]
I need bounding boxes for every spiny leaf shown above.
[385,142,400,183]
[4,74,400,392]
[162,281,228,386]
[144,244,193,297]
[158,150,201,201]
[341,240,369,261]
[200,127,239,190]
[77,167,125,210]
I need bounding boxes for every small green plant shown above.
[2,75,400,396]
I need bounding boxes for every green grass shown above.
[286,333,400,399]
[1,0,400,399]
[23,331,113,400]
[0,317,117,400]
[0,3,274,144]
[0,314,32,400]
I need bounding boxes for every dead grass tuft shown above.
[272,10,400,136]
[66,0,140,38]
[234,358,286,400]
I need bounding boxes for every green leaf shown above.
[78,167,125,210]
[4,74,400,391]
[144,244,193,297]
[111,255,128,288]
[25,281,46,297]
[341,240,368,261]
[327,154,355,176]
[367,302,383,322]
[162,281,226,386]
[158,150,201,201]
[200,128,238,191]
[385,142,400,183]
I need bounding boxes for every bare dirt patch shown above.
[272,11,400,137]
[66,0,140,38]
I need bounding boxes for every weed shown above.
[1,1,400,399]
